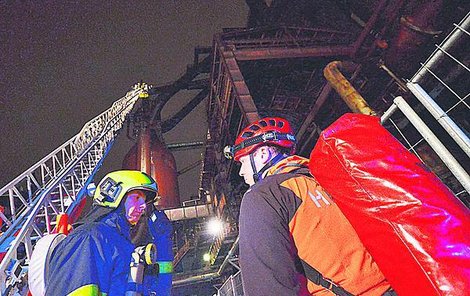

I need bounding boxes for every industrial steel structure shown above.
[0,1,468,295]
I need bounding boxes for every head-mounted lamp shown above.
[223,145,234,160]
[223,132,296,160]
[98,177,122,203]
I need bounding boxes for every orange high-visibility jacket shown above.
[239,155,391,296]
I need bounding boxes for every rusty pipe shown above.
[323,61,376,116]
[137,127,152,175]
[384,0,444,76]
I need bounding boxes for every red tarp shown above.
[309,113,470,296]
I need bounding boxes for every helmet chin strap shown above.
[250,153,287,184]
[249,154,260,183]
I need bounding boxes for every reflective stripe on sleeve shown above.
[67,284,106,296]
[157,261,173,274]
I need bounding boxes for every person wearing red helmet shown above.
[224,117,296,185]
[225,117,394,296]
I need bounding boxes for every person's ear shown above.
[259,146,272,164]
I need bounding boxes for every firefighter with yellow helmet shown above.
[45,170,172,295]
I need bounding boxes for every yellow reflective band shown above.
[158,261,173,274]
[67,284,107,296]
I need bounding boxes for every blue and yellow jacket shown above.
[46,209,134,295]
[46,208,174,295]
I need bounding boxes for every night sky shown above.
[1,1,248,200]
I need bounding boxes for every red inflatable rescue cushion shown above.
[309,113,470,296]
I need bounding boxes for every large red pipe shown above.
[123,128,180,209]
[385,0,443,76]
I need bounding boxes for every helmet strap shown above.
[249,153,260,183]
[250,152,286,184]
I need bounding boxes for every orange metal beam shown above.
[220,50,260,123]
[233,45,354,61]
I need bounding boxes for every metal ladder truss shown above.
[0,83,149,292]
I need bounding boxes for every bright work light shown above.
[207,218,224,236]
[203,253,211,262]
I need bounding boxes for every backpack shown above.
[309,113,470,296]
[28,233,66,296]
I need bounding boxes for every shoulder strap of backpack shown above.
[300,259,355,296]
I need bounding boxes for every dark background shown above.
[0,1,248,201]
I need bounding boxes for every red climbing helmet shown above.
[224,117,296,161]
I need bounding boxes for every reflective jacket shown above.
[145,210,174,296]
[46,210,135,296]
[239,155,391,296]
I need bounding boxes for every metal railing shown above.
[0,84,148,293]
[217,271,244,296]
[381,13,470,204]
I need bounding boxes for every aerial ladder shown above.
[0,83,150,294]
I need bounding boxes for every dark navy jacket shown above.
[46,210,134,295]
[145,210,174,296]
[46,208,174,295]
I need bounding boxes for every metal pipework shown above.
[137,127,152,175]
[323,61,376,116]
[384,0,444,76]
